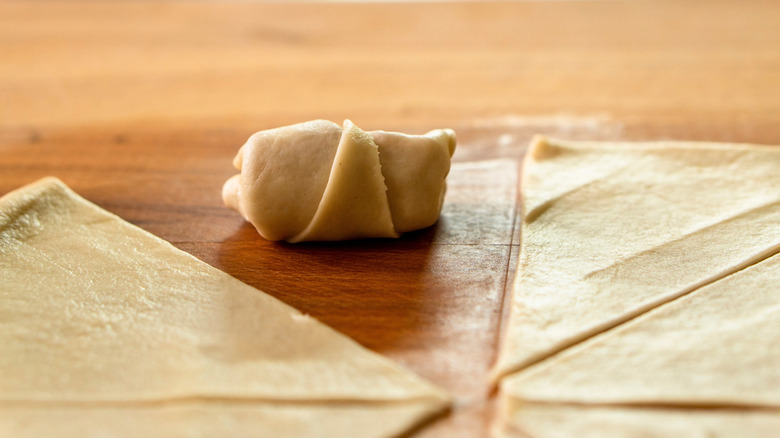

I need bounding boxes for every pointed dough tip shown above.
[527,135,558,161]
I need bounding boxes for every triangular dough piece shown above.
[498,404,780,438]
[0,178,448,437]
[502,251,780,407]
[1,402,439,438]
[290,120,398,242]
[494,137,780,378]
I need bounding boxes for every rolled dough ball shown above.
[222,120,456,243]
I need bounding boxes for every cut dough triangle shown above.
[1,402,442,438]
[500,252,780,437]
[502,251,780,407]
[495,137,780,436]
[498,404,780,438]
[494,137,780,379]
[0,178,449,437]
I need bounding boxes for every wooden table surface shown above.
[1,1,779,437]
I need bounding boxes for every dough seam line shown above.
[491,199,521,378]
[583,199,780,281]
[504,400,780,414]
[523,164,633,225]
[491,240,780,383]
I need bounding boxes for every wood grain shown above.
[1,1,779,437]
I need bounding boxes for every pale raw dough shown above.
[498,404,780,438]
[494,137,780,379]
[0,178,449,437]
[500,253,780,436]
[1,402,442,438]
[503,251,780,406]
[222,119,456,242]
[495,137,780,436]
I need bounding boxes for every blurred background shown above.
[2,1,778,138]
